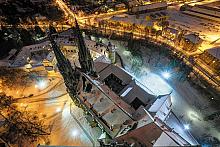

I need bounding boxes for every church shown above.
[48,19,193,146]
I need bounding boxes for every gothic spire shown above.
[48,31,81,96]
[75,19,96,76]
[48,33,66,71]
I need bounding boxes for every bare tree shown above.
[0,67,32,91]
[0,93,50,146]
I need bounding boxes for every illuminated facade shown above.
[129,2,168,14]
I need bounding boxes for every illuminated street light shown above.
[56,107,62,112]
[36,80,47,90]
[71,129,78,137]
[162,71,171,79]
[184,124,190,130]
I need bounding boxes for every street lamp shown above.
[184,124,190,130]
[36,80,47,90]
[162,71,171,79]
[71,129,78,137]
[56,107,62,112]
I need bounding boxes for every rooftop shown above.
[164,27,179,35]
[73,55,193,145]
[184,33,202,44]
[200,1,220,10]
[206,46,220,60]
[110,14,154,27]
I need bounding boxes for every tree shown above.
[155,30,162,39]
[160,20,169,30]
[19,28,34,46]
[46,6,64,21]
[0,93,50,146]
[49,25,57,34]
[34,26,45,38]
[131,56,143,76]
[0,93,14,109]
[0,28,22,59]
[0,67,33,91]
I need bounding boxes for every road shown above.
[0,24,71,30]
[55,0,127,23]
[9,72,99,146]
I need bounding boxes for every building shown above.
[74,58,191,146]
[47,22,198,146]
[42,51,57,72]
[129,2,168,14]
[181,1,220,22]
[149,11,169,21]
[180,33,203,52]
[198,47,220,74]
[96,8,169,38]
[9,28,111,69]
[10,41,51,67]
[14,39,109,71]
[162,27,179,41]
[98,14,155,37]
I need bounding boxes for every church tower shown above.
[74,19,96,76]
[107,42,116,64]
[48,31,81,96]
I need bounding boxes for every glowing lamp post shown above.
[162,71,171,79]
[184,124,190,130]
[35,80,47,90]
[71,129,78,137]
[56,107,62,113]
